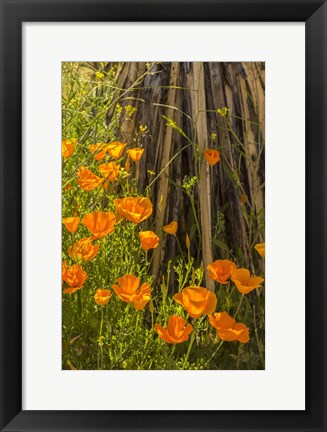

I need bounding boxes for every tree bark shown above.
[106,62,265,288]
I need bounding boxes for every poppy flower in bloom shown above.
[62,217,80,233]
[254,243,265,257]
[139,231,159,251]
[112,274,151,310]
[163,221,178,235]
[62,139,76,159]
[127,147,144,162]
[231,268,264,295]
[68,237,99,262]
[209,311,249,343]
[89,143,108,161]
[207,259,237,284]
[62,263,88,294]
[94,289,113,306]
[173,286,217,318]
[82,211,116,239]
[204,149,220,166]
[77,167,104,191]
[107,142,126,159]
[114,197,153,224]
[155,316,193,344]
[99,162,120,183]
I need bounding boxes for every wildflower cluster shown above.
[62,133,265,366]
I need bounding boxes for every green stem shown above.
[135,311,140,332]
[142,329,153,365]
[183,331,195,368]
[100,305,104,335]
[166,260,172,292]
[174,234,185,261]
[204,340,224,368]
[145,143,193,191]
[98,306,104,370]
[253,305,265,368]
[145,250,155,274]
[218,283,223,303]
[189,195,202,244]
[180,257,194,291]
[234,294,244,319]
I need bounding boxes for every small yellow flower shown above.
[139,124,148,133]
[95,71,104,81]
[125,105,137,117]
[210,133,217,140]
[97,335,105,346]
[217,107,230,117]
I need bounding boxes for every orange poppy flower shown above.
[112,274,151,310]
[94,289,113,306]
[62,264,88,294]
[209,311,249,343]
[114,197,153,224]
[99,162,120,183]
[207,259,237,284]
[127,147,144,162]
[139,231,159,251]
[173,286,217,318]
[89,143,108,161]
[62,139,76,159]
[77,167,104,191]
[68,237,99,261]
[82,211,116,239]
[155,316,193,344]
[62,217,80,233]
[163,221,178,235]
[204,149,220,166]
[231,268,264,294]
[254,243,265,257]
[107,142,126,159]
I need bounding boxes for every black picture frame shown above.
[0,1,326,431]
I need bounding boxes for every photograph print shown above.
[62,61,265,370]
